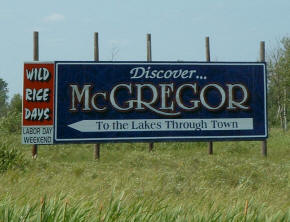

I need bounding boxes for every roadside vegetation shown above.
[0,128,289,221]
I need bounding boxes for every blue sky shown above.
[0,0,289,99]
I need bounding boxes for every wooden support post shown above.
[208,141,213,155]
[32,31,39,159]
[205,36,210,62]
[205,37,213,155]
[94,144,100,160]
[260,41,267,157]
[94,32,99,62]
[147,33,152,61]
[147,33,154,152]
[94,32,101,160]
[33,31,39,61]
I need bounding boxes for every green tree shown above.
[267,37,290,130]
[9,94,22,113]
[0,93,22,134]
[0,93,23,134]
[0,78,8,117]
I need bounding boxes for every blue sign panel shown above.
[54,62,267,143]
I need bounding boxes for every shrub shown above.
[0,140,27,173]
[0,111,21,134]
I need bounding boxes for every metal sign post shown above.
[32,31,38,159]
[260,41,267,157]
[205,37,213,155]
[147,34,154,152]
[94,32,100,160]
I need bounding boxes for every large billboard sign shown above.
[22,62,267,144]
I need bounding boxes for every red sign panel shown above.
[23,63,54,126]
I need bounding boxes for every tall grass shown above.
[0,194,289,221]
[0,128,289,221]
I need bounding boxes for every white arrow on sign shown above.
[68,120,106,132]
[67,118,253,133]
[68,119,162,132]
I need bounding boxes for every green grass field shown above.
[0,128,289,221]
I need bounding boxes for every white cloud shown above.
[43,13,65,22]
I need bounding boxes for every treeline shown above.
[267,37,290,131]
[0,79,22,133]
[0,37,289,133]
